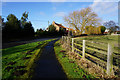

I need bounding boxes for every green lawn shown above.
[75,35,119,53]
[54,40,94,79]
[72,35,120,76]
[2,39,55,79]
[76,35,119,45]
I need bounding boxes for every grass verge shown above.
[2,39,56,79]
[54,40,94,80]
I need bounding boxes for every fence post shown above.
[72,38,74,52]
[66,36,67,43]
[107,43,113,75]
[62,36,63,43]
[67,36,68,44]
[82,40,85,58]
[63,36,64,43]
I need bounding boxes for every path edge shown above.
[23,39,57,79]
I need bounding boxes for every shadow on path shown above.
[32,39,67,80]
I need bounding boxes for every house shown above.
[52,21,66,31]
[104,28,110,34]
[104,28,120,35]
[52,21,76,32]
[46,21,76,35]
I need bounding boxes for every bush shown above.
[117,31,120,34]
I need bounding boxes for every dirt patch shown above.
[114,69,120,77]
[76,56,81,60]
[38,43,40,44]
[69,61,75,63]
[8,62,16,65]
[62,55,66,58]
[5,66,14,71]
[26,51,32,55]
[15,66,26,69]
[23,57,31,60]
[67,51,117,79]
[82,75,86,78]
[12,70,27,76]
[60,50,66,53]
[4,57,8,59]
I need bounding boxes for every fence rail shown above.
[62,36,119,76]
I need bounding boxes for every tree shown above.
[35,28,44,37]
[20,12,35,38]
[0,16,3,30]
[59,27,66,36]
[85,26,93,34]
[98,26,106,34]
[85,25,106,35]
[64,7,101,35]
[23,21,34,37]
[2,13,35,41]
[103,21,118,34]
[21,11,29,27]
[85,26,98,35]
[3,14,21,38]
[48,24,56,32]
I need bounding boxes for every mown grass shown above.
[74,35,120,63]
[75,35,120,54]
[77,35,119,46]
[2,39,55,79]
[54,40,94,79]
[73,35,120,77]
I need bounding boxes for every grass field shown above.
[71,35,120,77]
[74,35,120,60]
[74,35,119,58]
[54,40,94,79]
[76,35,120,50]
[2,39,55,79]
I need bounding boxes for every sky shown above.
[1,0,119,31]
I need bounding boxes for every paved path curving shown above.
[32,39,67,80]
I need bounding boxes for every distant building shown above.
[46,28,49,31]
[52,21,66,31]
[104,28,120,35]
[46,21,76,35]
[104,28,110,34]
[105,28,110,33]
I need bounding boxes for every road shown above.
[2,38,59,49]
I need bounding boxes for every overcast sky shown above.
[1,0,119,31]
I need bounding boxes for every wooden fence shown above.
[62,36,119,76]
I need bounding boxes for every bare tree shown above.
[103,20,119,34]
[64,7,101,35]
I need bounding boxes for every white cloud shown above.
[40,12,45,15]
[89,0,118,25]
[54,12,66,17]
[90,0,118,15]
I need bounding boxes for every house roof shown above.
[54,22,66,28]
[53,21,75,31]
